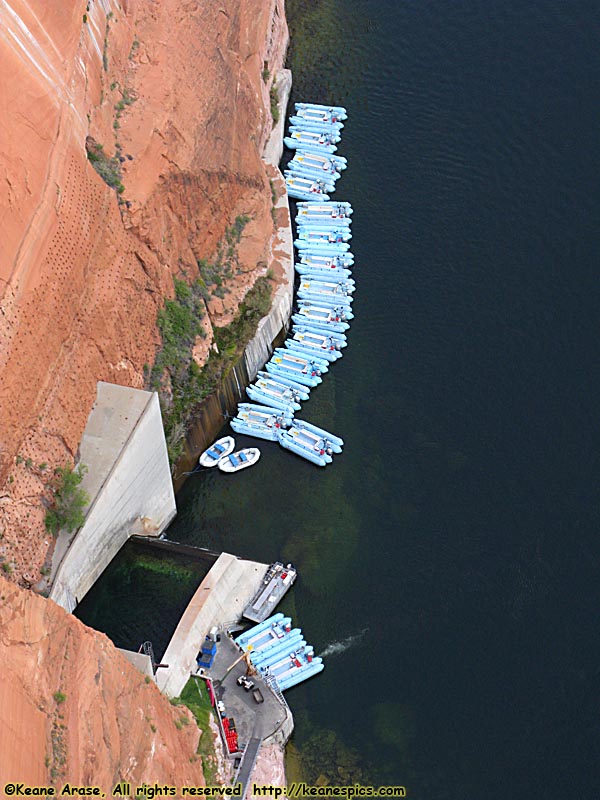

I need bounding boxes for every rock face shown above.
[0,576,204,787]
[0,0,288,582]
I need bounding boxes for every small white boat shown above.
[218,447,261,473]
[199,436,235,468]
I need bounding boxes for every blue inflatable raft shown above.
[285,174,330,202]
[294,102,347,120]
[291,307,350,333]
[231,405,292,441]
[286,162,340,184]
[285,169,337,194]
[284,337,342,362]
[294,264,353,280]
[235,614,288,647]
[271,347,329,374]
[294,150,348,169]
[298,248,354,264]
[293,419,344,452]
[296,200,352,215]
[294,240,350,254]
[277,658,324,691]
[297,299,354,320]
[256,371,311,400]
[283,131,339,152]
[274,345,330,373]
[265,355,323,387]
[289,151,345,176]
[292,324,348,348]
[298,277,355,295]
[246,376,304,414]
[277,426,332,467]
[295,227,351,243]
[288,118,344,135]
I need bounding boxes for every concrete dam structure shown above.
[50,382,176,611]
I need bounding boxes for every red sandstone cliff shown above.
[0,0,289,583]
[0,575,206,787]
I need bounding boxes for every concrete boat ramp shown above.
[156,553,267,697]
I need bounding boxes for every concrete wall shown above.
[266,708,294,747]
[50,382,176,611]
[263,68,292,171]
[157,553,267,698]
[118,649,154,679]
[244,68,294,381]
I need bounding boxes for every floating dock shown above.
[242,562,297,623]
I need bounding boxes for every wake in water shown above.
[319,627,369,658]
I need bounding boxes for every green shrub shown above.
[177,678,219,783]
[149,221,273,467]
[270,83,279,125]
[121,87,137,105]
[102,18,110,71]
[226,214,250,244]
[86,140,123,193]
[44,465,88,536]
[269,178,278,206]
[53,691,66,704]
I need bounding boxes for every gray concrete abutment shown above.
[49,382,176,611]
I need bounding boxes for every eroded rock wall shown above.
[0,575,204,786]
[0,0,288,583]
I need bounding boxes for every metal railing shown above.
[139,640,156,672]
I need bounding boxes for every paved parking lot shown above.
[207,633,287,745]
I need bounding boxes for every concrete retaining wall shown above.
[50,382,176,611]
[265,708,294,747]
[157,553,267,698]
[244,68,294,381]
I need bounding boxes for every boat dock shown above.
[207,633,292,745]
[242,562,297,623]
[156,553,268,698]
[144,551,295,797]
[202,632,293,799]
